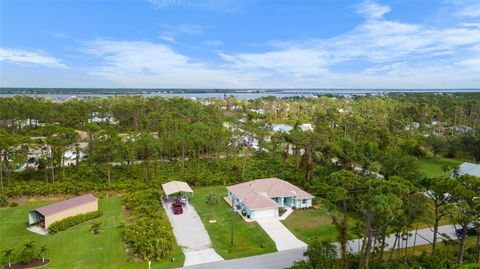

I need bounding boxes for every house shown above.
[227,178,314,221]
[88,112,117,124]
[298,123,314,132]
[270,124,293,133]
[28,194,98,230]
[456,162,480,178]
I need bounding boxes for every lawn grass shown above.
[0,197,184,269]
[419,157,464,178]
[386,236,477,257]
[191,186,277,259]
[281,206,356,245]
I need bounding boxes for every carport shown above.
[162,180,193,201]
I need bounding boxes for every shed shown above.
[456,162,480,178]
[161,181,193,200]
[28,194,98,229]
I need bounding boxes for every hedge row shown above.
[122,190,175,261]
[48,211,102,234]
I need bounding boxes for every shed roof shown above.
[458,162,480,177]
[34,194,98,217]
[162,181,193,196]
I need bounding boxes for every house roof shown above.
[33,194,98,217]
[227,178,314,210]
[458,162,480,177]
[162,181,193,196]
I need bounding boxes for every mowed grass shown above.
[191,186,276,259]
[419,158,464,178]
[0,197,184,269]
[282,207,346,245]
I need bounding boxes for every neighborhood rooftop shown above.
[33,194,98,217]
[227,178,314,210]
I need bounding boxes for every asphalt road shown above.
[183,247,307,269]
[181,225,458,269]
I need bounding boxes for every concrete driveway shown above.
[162,201,223,266]
[256,218,307,251]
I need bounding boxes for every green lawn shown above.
[282,207,345,245]
[0,197,184,269]
[419,158,464,178]
[191,186,277,259]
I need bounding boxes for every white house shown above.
[298,123,314,132]
[271,124,294,133]
[456,162,480,178]
[227,178,314,221]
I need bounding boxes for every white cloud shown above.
[159,35,176,42]
[146,0,245,12]
[0,48,65,67]
[457,3,480,17]
[356,0,391,20]
[203,40,223,46]
[84,39,264,88]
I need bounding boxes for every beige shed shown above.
[28,194,98,229]
[161,181,193,200]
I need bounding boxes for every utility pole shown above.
[230,199,234,248]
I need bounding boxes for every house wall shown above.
[293,198,312,209]
[44,200,98,229]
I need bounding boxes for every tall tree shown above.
[420,177,457,254]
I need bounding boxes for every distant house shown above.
[227,178,314,221]
[28,194,98,230]
[88,112,117,124]
[251,108,266,115]
[298,123,314,132]
[456,162,480,178]
[270,124,293,133]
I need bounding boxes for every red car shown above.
[172,202,183,214]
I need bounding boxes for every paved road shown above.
[183,247,307,269]
[182,225,458,269]
[162,201,223,266]
[257,218,307,251]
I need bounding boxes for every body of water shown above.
[0,89,479,100]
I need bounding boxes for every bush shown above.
[122,190,175,261]
[48,211,102,234]
[0,194,7,207]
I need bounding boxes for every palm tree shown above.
[205,192,219,223]
[2,248,14,268]
[90,222,101,234]
[39,245,47,263]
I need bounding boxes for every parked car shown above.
[172,202,183,214]
[176,196,188,205]
[455,224,478,238]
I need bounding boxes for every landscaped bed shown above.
[0,196,184,269]
[192,186,277,259]
[2,258,50,269]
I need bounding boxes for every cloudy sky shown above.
[1,0,479,88]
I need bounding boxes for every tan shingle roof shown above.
[227,178,314,210]
[34,194,98,217]
[162,181,193,196]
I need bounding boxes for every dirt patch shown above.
[2,258,50,269]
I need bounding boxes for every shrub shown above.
[0,194,7,207]
[122,190,175,261]
[48,211,102,234]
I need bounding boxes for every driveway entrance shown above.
[162,201,223,266]
[256,218,307,251]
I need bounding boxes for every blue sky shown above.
[1,0,479,88]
